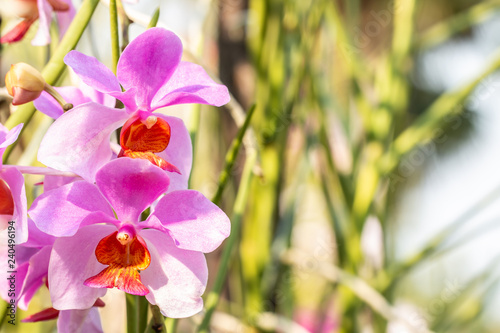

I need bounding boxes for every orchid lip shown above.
[84,229,151,295]
[118,115,181,172]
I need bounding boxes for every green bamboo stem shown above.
[384,185,500,289]
[350,50,500,229]
[109,0,120,74]
[197,151,257,333]
[392,0,417,63]
[212,105,256,205]
[2,0,100,163]
[379,50,500,175]
[415,0,500,51]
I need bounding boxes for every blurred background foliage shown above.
[2,0,500,332]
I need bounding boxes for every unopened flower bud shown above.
[5,63,45,105]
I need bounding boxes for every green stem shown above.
[2,0,100,163]
[148,8,161,28]
[144,305,166,333]
[126,295,149,333]
[212,104,256,205]
[379,50,500,175]
[187,104,201,189]
[415,0,500,51]
[0,301,7,330]
[126,294,138,333]
[43,83,73,110]
[197,151,257,333]
[109,0,120,74]
[385,185,500,290]
[164,317,177,333]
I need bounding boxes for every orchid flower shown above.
[37,27,230,190]
[0,123,28,243]
[0,0,75,46]
[29,158,230,317]
[0,219,104,333]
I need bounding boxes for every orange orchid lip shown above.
[119,150,181,173]
[118,115,181,173]
[120,115,171,153]
[84,228,151,295]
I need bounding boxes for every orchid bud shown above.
[5,63,45,105]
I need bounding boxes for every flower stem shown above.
[43,83,73,111]
[126,294,149,333]
[144,304,166,333]
[2,0,100,164]
[197,149,257,333]
[109,0,120,74]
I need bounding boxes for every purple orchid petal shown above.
[55,0,76,40]
[37,103,129,182]
[95,158,170,223]
[17,245,51,310]
[58,307,103,333]
[0,123,23,149]
[117,28,182,109]
[34,87,87,119]
[43,174,79,192]
[0,123,23,168]
[152,62,230,109]
[14,166,79,178]
[141,229,207,318]
[49,225,113,310]
[79,82,116,108]
[148,190,230,253]
[1,167,28,244]
[24,218,56,248]
[32,0,53,46]
[64,51,122,96]
[34,83,117,120]
[29,180,116,237]
[154,115,192,192]
[0,251,28,306]
[119,87,140,112]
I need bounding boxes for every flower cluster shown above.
[1,27,231,332]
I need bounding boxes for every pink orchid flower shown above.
[37,28,229,190]
[0,123,28,243]
[29,158,230,317]
[0,219,104,332]
[0,0,75,46]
